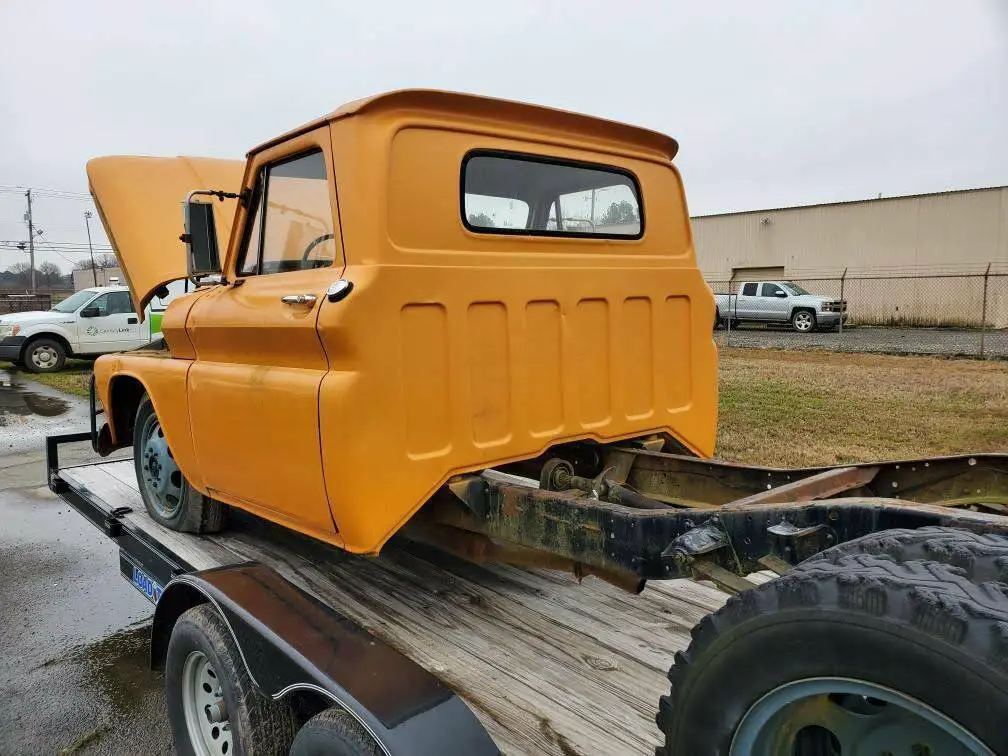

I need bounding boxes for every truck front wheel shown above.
[134,395,226,533]
[22,337,66,373]
[657,546,1007,755]
[166,604,298,756]
[790,309,817,332]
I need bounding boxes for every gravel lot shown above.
[715,325,1008,359]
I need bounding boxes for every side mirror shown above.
[80,306,100,318]
[775,290,788,298]
[183,198,222,278]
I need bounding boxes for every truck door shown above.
[76,290,143,354]
[187,128,344,539]
[736,282,758,319]
[760,282,789,322]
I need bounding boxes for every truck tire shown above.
[166,604,298,756]
[134,395,226,533]
[790,308,816,332]
[656,540,1008,755]
[22,336,66,373]
[289,707,380,756]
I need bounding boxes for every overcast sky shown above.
[1,0,1006,273]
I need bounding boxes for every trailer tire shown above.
[134,395,226,533]
[657,547,1008,755]
[166,604,298,756]
[289,707,380,756]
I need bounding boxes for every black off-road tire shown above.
[134,395,226,533]
[657,528,1008,755]
[166,604,299,756]
[289,707,380,756]
[22,336,66,373]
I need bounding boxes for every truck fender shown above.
[19,329,74,359]
[151,562,498,756]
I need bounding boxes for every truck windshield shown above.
[781,282,811,296]
[51,289,98,313]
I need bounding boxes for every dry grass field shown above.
[717,348,1008,467]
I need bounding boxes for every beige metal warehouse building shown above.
[691,185,1008,327]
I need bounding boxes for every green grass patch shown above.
[21,360,92,398]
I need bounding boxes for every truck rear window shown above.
[462,152,643,239]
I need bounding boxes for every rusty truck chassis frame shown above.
[432,446,1008,593]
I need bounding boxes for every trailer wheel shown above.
[135,395,226,533]
[289,707,380,756]
[657,548,1008,755]
[166,604,298,756]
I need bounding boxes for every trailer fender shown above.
[151,562,498,756]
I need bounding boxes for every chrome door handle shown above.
[280,294,317,305]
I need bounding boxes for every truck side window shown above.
[761,283,784,297]
[741,283,757,296]
[238,178,264,276]
[88,294,109,316]
[237,150,334,276]
[106,291,134,315]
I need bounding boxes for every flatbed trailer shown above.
[47,432,750,755]
[47,431,1008,755]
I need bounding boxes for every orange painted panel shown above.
[400,303,452,459]
[573,299,611,428]
[620,297,654,420]
[523,301,564,437]
[466,302,511,447]
[660,296,693,412]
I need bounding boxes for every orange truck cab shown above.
[87,89,718,556]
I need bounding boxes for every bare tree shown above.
[599,200,638,225]
[38,261,64,286]
[6,262,33,287]
[73,253,118,271]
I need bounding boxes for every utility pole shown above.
[24,189,36,293]
[84,210,98,286]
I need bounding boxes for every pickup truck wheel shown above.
[134,395,226,533]
[167,604,298,756]
[289,707,380,756]
[656,548,1006,755]
[22,337,66,373]
[791,309,816,332]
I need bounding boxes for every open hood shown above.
[87,156,245,318]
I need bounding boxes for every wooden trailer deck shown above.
[60,459,758,756]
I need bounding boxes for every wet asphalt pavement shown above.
[0,370,172,755]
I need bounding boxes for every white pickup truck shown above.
[713,280,848,332]
[0,285,174,373]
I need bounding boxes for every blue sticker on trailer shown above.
[130,564,163,603]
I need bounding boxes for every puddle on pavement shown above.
[0,368,69,423]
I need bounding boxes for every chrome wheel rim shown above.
[793,311,814,331]
[181,650,233,756]
[140,412,183,518]
[730,677,991,756]
[30,344,58,370]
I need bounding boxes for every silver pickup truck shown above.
[713,280,847,332]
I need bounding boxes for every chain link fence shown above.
[710,270,1008,359]
[0,293,52,315]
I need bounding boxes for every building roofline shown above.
[691,184,1008,220]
